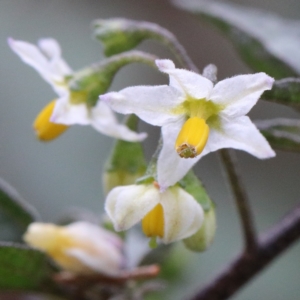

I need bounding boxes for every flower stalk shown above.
[219,149,258,252]
[188,203,300,300]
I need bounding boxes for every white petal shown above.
[105,185,160,231]
[65,247,122,275]
[160,187,204,243]
[157,119,200,190]
[91,101,147,141]
[8,38,53,84]
[205,116,276,159]
[66,221,123,250]
[64,222,124,275]
[38,38,72,77]
[101,85,183,126]
[38,38,61,58]
[51,95,91,125]
[210,73,274,118]
[156,59,213,99]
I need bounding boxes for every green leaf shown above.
[0,242,55,291]
[172,0,300,78]
[256,118,300,152]
[0,178,40,230]
[262,78,300,109]
[179,171,212,211]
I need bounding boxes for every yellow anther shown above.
[142,204,164,238]
[33,100,69,141]
[175,117,209,158]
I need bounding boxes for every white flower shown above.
[105,182,204,244]
[24,221,124,275]
[101,59,275,190]
[8,38,146,142]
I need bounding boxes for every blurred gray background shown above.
[1,0,300,299]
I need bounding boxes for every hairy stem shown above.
[135,21,199,72]
[188,203,300,300]
[220,149,257,251]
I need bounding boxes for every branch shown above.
[188,203,300,300]
[219,149,258,251]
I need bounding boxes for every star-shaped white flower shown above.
[101,59,275,190]
[8,38,146,142]
[24,221,124,275]
[105,182,204,244]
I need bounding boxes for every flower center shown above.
[33,100,69,141]
[175,117,209,158]
[142,204,164,239]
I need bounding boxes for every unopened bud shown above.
[24,221,124,275]
[93,18,146,56]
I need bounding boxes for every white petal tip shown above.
[255,73,274,90]
[264,75,275,90]
[159,185,168,193]
[137,132,148,141]
[155,59,176,72]
[100,92,123,104]
[7,37,18,49]
[264,149,276,159]
[7,37,13,45]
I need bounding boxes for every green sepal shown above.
[0,242,56,291]
[0,178,40,232]
[256,118,300,152]
[67,51,157,107]
[172,0,298,78]
[103,115,147,194]
[262,78,300,109]
[179,171,212,212]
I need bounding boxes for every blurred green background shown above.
[1,0,300,299]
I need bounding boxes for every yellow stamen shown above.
[142,204,164,238]
[175,117,209,158]
[33,100,69,141]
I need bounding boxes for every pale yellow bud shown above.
[24,222,124,275]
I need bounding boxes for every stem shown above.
[188,203,300,300]
[219,149,257,252]
[136,22,199,72]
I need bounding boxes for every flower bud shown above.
[23,222,124,275]
[93,18,146,56]
[183,206,216,252]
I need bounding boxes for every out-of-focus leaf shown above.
[262,78,300,109]
[0,291,66,300]
[172,0,300,78]
[179,171,212,211]
[0,179,40,237]
[256,118,300,152]
[0,242,56,291]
